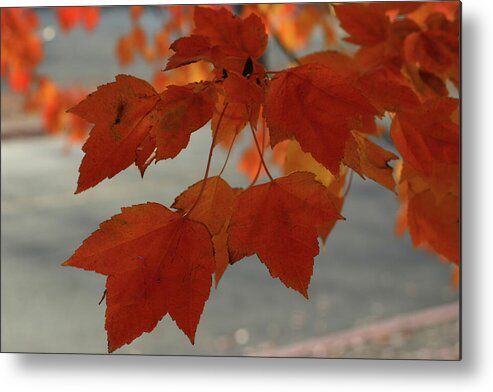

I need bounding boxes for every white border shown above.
[2,0,492,391]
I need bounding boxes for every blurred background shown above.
[1,5,459,358]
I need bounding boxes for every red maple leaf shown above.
[264,63,378,175]
[59,4,460,352]
[64,203,215,352]
[228,172,343,298]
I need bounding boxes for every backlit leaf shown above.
[265,63,377,175]
[228,172,343,297]
[64,203,215,351]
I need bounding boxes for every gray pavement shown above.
[1,133,458,355]
[1,6,459,356]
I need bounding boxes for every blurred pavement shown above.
[1,6,459,356]
[1,133,459,355]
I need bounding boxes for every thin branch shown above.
[184,103,229,217]
[248,125,266,187]
[218,131,238,177]
[98,289,107,305]
[249,123,274,181]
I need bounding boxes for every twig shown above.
[248,124,266,187]
[249,123,274,181]
[98,289,107,305]
[218,130,238,177]
[184,103,229,217]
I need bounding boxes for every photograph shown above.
[1,2,460,359]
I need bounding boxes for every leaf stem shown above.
[98,289,107,305]
[248,124,266,187]
[218,131,238,177]
[184,103,229,218]
[249,123,274,182]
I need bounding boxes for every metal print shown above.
[1,2,460,358]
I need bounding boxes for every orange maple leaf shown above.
[58,4,460,353]
[172,176,236,236]
[69,77,216,192]
[64,203,215,352]
[282,140,346,243]
[172,177,240,286]
[264,63,378,175]
[166,6,267,75]
[343,131,398,191]
[335,3,390,46]
[68,75,160,193]
[228,172,343,298]
[407,190,459,265]
[391,97,459,175]
[151,83,217,162]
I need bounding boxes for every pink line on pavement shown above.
[252,301,459,357]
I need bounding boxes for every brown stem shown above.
[249,123,274,182]
[248,124,266,187]
[323,3,336,16]
[98,289,107,305]
[248,158,263,188]
[218,131,238,177]
[184,103,229,217]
